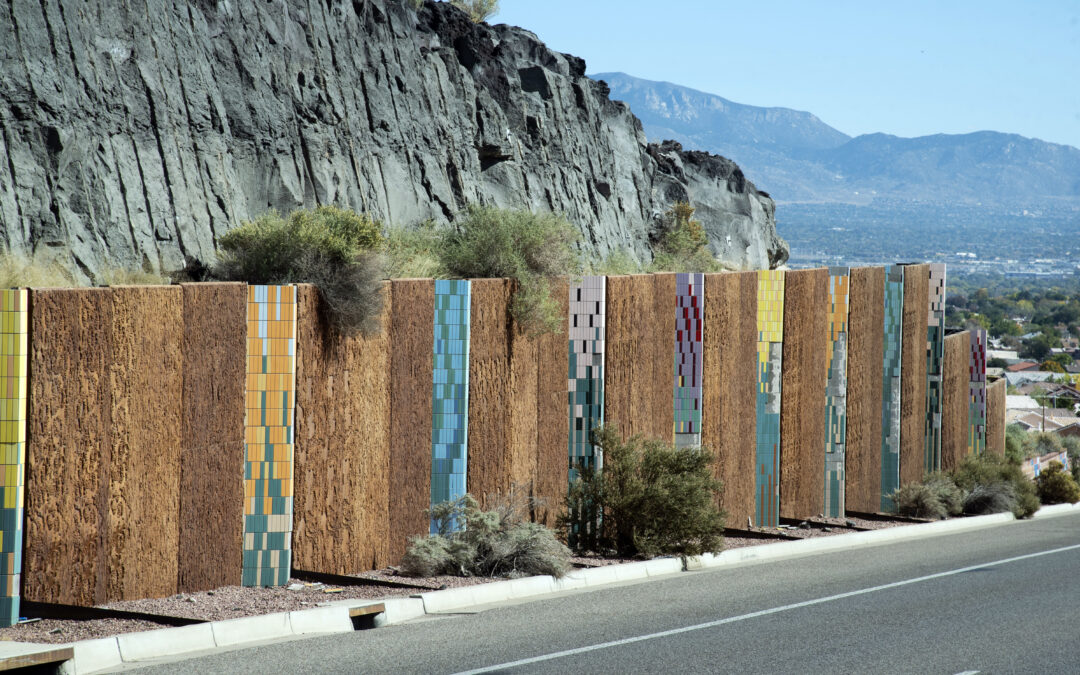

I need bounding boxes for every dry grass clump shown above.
[0,250,80,288]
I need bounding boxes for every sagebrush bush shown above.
[441,205,581,335]
[1021,432,1064,461]
[950,453,1039,518]
[1004,423,1027,464]
[561,426,726,558]
[99,267,171,286]
[924,472,965,517]
[382,222,449,280]
[400,492,570,579]
[1035,461,1080,505]
[214,206,385,336]
[587,248,645,276]
[650,202,727,273]
[891,484,947,520]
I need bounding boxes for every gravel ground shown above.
[0,514,927,645]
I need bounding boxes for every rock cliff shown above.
[0,0,787,279]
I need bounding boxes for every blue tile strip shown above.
[431,279,471,532]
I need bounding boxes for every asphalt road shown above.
[136,512,1080,674]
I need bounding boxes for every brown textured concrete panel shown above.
[107,286,184,601]
[900,264,930,486]
[651,273,677,441]
[986,378,1006,457]
[702,272,757,528]
[293,284,392,574]
[534,279,569,526]
[845,267,885,513]
[605,275,674,442]
[466,279,513,506]
[942,331,971,470]
[779,269,828,520]
[178,283,246,593]
[25,289,114,606]
[388,279,433,562]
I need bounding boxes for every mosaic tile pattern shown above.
[824,268,849,518]
[969,328,987,455]
[673,273,704,449]
[924,264,947,472]
[431,280,471,532]
[0,290,26,626]
[568,276,605,476]
[242,285,297,587]
[881,266,904,511]
[755,270,785,527]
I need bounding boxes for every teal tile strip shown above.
[824,268,849,518]
[924,263,946,472]
[431,279,470,532]
[881,265,904,511]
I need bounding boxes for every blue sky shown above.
[491,1,1080,148]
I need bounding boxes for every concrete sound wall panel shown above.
[942,331,971,471]
[25,289,114,606]
[534,278,569,526]
[702,272,757,528]
[780,268,827,520]
[900,264,929,487]
[107,286,184,601]
[178,282,246,593]
[465,279,511,507]
[293,283,392,574]
[845,267,884,513]
[388,280,433,561]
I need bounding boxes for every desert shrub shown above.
[1035,461,1080,505]
[1021,431,1064,460]
[1004,423,1027,464]
[440,205,580,335]
[587,248,645,276]
[890,484,947,520]
[400,492,570,579]
[450,0,499,22]
[0,250,80,288]
[950,453,1039,518]
[650,202,727,273]
[382,222,449,279]
[214,206,385,336]
[561,425,726,558]
[924,472,965,517]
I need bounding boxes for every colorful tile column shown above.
[969,328,987,455]
[242,285,297,587]
[673,273,704,449]
[431,279,470,532]
[0,290,26,626]
[881,265,904,510]
[568,276,606,476]
[924,263,947,472]
[755,270,784,527]
[824,268,849,518]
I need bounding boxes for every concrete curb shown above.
[32,504,1073,674]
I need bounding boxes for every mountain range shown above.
[593,72,1080,209]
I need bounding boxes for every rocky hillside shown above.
[0,0,786,280]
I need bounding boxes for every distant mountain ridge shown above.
[593,72,1080,207]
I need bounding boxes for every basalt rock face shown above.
[0,0,786,280]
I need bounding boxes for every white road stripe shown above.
[454,543,1080,674]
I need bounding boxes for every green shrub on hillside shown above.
[1021,431,1064,461]
[950,453,1039,518]
[561,426,726,558]
[214,206,385,336]
[650,202,727,273]
[1035,461,1080,505]
[441,205,581,335]
[400,492,570,579]
[382,221,449,280]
